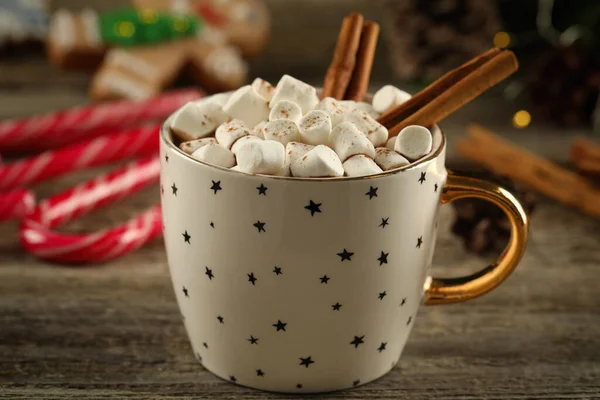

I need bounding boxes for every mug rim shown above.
[160,112,445,183]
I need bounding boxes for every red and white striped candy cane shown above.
[0,189,36,222]
[0,88,202,154]
[20,155,162,264]
[0,123,161,191]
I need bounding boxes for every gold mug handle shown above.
[425,171,529,305]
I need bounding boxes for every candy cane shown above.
[0,124,160,191]
[0,189,36,222]
[0,88,202,153]
[20,156,162,264]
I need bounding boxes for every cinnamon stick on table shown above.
[321,13,364,100]
[457,124,600,219]
[570,137,600,176]
[345,21,380,101]
[378,48,518,137]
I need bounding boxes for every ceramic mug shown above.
[159,113,528,393]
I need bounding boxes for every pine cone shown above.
[451,172,536,255]
[529,44,600,127]
[381,0,501,81]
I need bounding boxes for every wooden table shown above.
[1,42,600,400]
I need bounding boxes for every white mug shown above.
[159,114,528,393]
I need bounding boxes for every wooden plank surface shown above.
[1,1,600,398]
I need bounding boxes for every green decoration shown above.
[99,8,202,47]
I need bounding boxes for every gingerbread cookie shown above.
[46,0,269,101]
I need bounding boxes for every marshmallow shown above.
[394,125,433,161]
[269,100,302,124]
[262,119,299,146]
[344,110,388,147]
[374,147,410,171]
[252,120,267,139]
[170,101,221,141]
[236,140,286,174]
[191,143,235,168]
[298,110,332,145]
[285,141,315,166]
[231,134,263,155]
[208,92,233,107]
[270,75,319,114]
[200,101,230,125]
[342,155,383,177]
[251,78,275,102]
[275,163,292,176]
[329,121,376,161]
[290,145,344,178]
[179,137,218,154]
[372,85,412,114]
[354,101,380,118]
[316,97,347,127]
[385,136,397,150]
[215,119,250,149]
[223,85,270,128]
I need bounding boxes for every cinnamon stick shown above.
[377,48,501,129]
[386,50,517,137]
[457,124,600,219]
[570,137,600,176]
[345,21,380,101]
[321,13,364,100]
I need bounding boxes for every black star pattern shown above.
[253,221,266,233]
[230,376,237,382]
[248,272,257,285]
[182,230,191,244]
[171,183,178,195]
[377,251,389,266]
[160,185,164,195]
[417,236,423,248]
[273,320,287,331]
[407,316,413,325]
[296,384,303,389]
[400,297,407,306]
[203,342,208,349]
[378,291,387,300]
[247,335,259,345]
[256,369,265,377]
[257,183,268,195]
[210,180,222,194]
[217,315,224,324]
[332,302,342,311]
[320,275,330,284]
[299,356,314,368]
[353,379,361,387]
[210,221,215,228]
[165,154,169,163]
[378,342,387,352]
[366,186,378,199]
[273,266,282,275]
[182,286,189,297]
[304,200,322,216]
[434,183,438,192]
[337,248,354,262]
[418,172,426,184]
[350,335,365,348]
[196,352,202,362]
[379,217,389,228]
[205,266,214,280]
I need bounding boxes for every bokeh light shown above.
[513,110,531,128]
